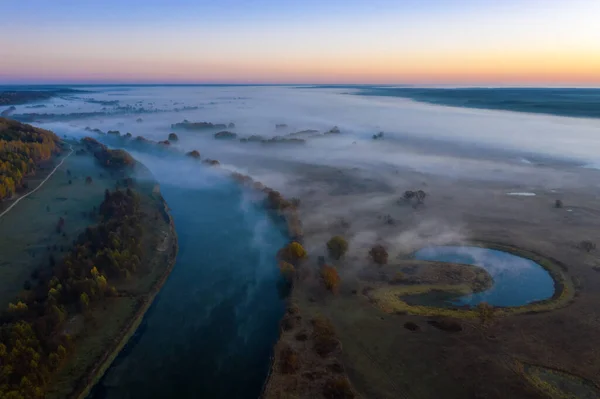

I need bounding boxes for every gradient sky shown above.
[1,0,599,85]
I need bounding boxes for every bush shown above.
[323,377,355,399]
[321,265,341,293]
[312,316,338,356]
[327,236,348,260]
[369,244,388,265]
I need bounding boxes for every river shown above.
[89,163,288,398]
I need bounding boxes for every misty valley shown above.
[1,85,600,399]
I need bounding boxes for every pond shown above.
[413,246,555,307]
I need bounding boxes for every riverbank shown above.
[69,194,177,399]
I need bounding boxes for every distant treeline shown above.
[0,188,144,398]
[0,117,61,200]
[0,88,82,106]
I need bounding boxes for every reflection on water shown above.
[89,178,287,399]
[414,246,555,307]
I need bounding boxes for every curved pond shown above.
[89,152,288,399]
[414,246,555,307]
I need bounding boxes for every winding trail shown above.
[0,143,73,220]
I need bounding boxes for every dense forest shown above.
[0,188,144,398]
[0,118,61,200]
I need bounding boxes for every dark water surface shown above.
[89,177,287,399]
[414,246,555,307]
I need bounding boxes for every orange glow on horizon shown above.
[2,47,599,85]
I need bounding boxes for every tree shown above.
[186,150,200,159]
[279,261,295,283]
[321,265,340,293]
[168,133,179,141]
[416,190,427,204]
[580,240,596,253]
[327,236,348,260]
[555,199,563,208]
[369,244,388,265]
[79,293,90,311]
[403,191,415,200]
[279,241,307,263]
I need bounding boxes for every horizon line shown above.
[1,83,600,89]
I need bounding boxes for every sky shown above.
[1,0,599,85]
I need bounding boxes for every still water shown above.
[414,246,555,307]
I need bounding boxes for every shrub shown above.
[279,345,299,374]
[321,265,341,293]
[327,236,349,260]
[323,377,355,399]
[312,316,338,356]
[369,244,388,265]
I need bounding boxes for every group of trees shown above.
[81,137,135,170]
[0,188,144,398]
[0,118,60,200]
[403,190,427,204]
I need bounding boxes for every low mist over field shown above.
[10,85,598,189]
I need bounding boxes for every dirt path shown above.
[0,143,73,220]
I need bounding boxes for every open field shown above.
[262,155,600,399]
